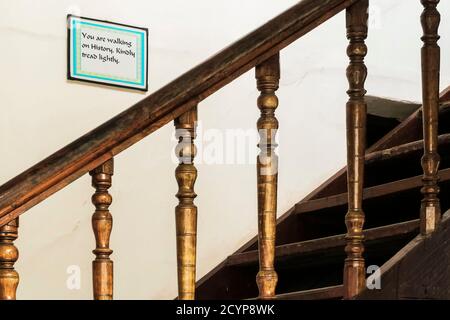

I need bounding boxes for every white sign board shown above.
[68,15,148,91]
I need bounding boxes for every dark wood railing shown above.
[0,0,442,300]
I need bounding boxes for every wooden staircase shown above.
[0,0,448,300]
[196,94,450,300]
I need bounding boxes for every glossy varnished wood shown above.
[0,219,19,300]
[0,0,361,228]
[343,0,368,299]
[296,168,450,215]
[90,159,114,300]
[420,0,441,235]
[175,106,198,300]
[255,53,280,299]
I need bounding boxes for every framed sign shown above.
[67,15,148,91]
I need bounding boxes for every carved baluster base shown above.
[90,159,114,300]
[0,219,19,300]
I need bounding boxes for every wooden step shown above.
[365,133,450,165]
[227,220,419,267]
[357,210,450,299]
[363,134,450,188]
[310,96,450,200]
[365,96,419,121]
[275,285,344,300]
[301,133,450,203]
[441,87,450,102]
[195,92,450,300]
[295,167,450,215]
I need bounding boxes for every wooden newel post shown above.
[0,218,19,300]
[90,158,114,300]
[420,0,441,235]
[255,53,280,300]
[343,0,368,299]
[174,106,198,300]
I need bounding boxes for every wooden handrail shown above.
[0,0,360,227]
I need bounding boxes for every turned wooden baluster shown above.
[174,106,198,300]
[420,0,441,235]
[255,53,279,300]
[90,159,114,300]
[0,219,19,300]
[343,0,368,299]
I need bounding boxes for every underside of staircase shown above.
[195,91,450,300]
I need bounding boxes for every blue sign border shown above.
[67,15,148,91]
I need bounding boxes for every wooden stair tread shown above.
[275,285,344,300]
[357,210,450,299]
[295,167,450,214]
[366,96,419,121]
[196,91,450,300]
[365,133,450,165]
[227,219,419,267]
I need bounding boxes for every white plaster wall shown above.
[0,0,448,299]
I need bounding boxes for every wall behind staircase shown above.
[0,0,449,299]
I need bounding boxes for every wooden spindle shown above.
[174,106,198,300]
[255,53,280,300]
[0,219,19,300]
[90,159,114,300]
[420,0,441,235]
[343,0,368,299]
